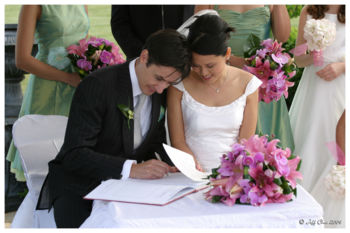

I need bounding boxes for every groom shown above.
[36,29,191,228]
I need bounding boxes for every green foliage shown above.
[243,34,262,58]
[283,26,304,109]
[211,196,223,203]
[286,5,304,18]
[208,167,220,179]
[281,176,293,194]
[18,188,28,198]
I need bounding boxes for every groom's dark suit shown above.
[36,61,171,223]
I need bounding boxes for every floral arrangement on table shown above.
[66,37,125,78]
[243,35,296,103]
[205,135,302,206]
[324,142,345,199]
[291,18,336,66]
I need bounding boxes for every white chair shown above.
[11,114,68,228]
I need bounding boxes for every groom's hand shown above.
[129,159,175,179]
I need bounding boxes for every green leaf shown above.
[243,34,262,58]
[267,164,277,171]
[209,167,220,179]
[280,177,292,194]
[296,160,302,171]
[243,166,250,179]
[274,178,282,186]
[270,61,278,70]
[211,195,223,203]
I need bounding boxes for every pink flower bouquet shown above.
[205,135,302,207]
[67,37,125,78]
[243,36,296,103]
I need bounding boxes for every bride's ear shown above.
[140,49,149,64]
[225,47,231,60]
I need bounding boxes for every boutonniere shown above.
[117,104,134,129]
[158,105,165,122]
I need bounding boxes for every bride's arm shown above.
[238,87,259,142]
[167,86,204,171]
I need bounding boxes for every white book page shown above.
[84,173,206,205]
[163,144,210,181]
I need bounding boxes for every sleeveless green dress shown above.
[6,5,89,181]
[215,6,295,151]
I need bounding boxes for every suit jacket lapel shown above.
[115,62,134,156]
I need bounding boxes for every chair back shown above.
[12,114,68,195]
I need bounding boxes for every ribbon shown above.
[290,43,308,56]
[311,50,324,67]
[326,142,345,166]
[290,43,324,67]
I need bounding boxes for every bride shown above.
[167,14,262,171]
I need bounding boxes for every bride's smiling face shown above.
[191,52,228,84]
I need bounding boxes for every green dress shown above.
[215,6,295,151]
[6,5,89,181]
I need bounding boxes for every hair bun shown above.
[188,14,233,56]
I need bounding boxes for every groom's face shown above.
[138,50,182,95]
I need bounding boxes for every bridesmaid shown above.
[289,5,345,227]
[6,5,89,181]
[195,5,294,151]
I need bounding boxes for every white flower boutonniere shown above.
[117,104,134,129]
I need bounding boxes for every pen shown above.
[155,152,169,176]
[154,152,162,161]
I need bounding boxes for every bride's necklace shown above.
[207,71,228,94]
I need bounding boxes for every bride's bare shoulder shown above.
[230,66,254,87]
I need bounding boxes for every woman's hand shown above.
[316,62,345,81]
[65,73,82,87]
[193,156,205,172]
[228,54,246,69]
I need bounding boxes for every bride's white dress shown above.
[173,76,261,172]
[289,13,345,228]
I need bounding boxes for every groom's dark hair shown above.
[143,29,191,80]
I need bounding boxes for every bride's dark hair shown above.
[188,14,234,56]
[307,5,345,23]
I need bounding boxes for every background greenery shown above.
[284,5,304,109]
[5,5,303,108]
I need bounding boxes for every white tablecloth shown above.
[81,184,323,228]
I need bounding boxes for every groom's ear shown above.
[140,49,149,64]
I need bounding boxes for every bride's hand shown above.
[316,62,345,81]
[193,157,204,172]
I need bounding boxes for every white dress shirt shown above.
[121,59,152,179]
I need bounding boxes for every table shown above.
[81,184,323,228]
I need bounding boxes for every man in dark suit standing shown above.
[36,29,191,228]
[111,5,194,60]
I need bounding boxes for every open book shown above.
[84,173,208,206]
[84,145,210,206]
